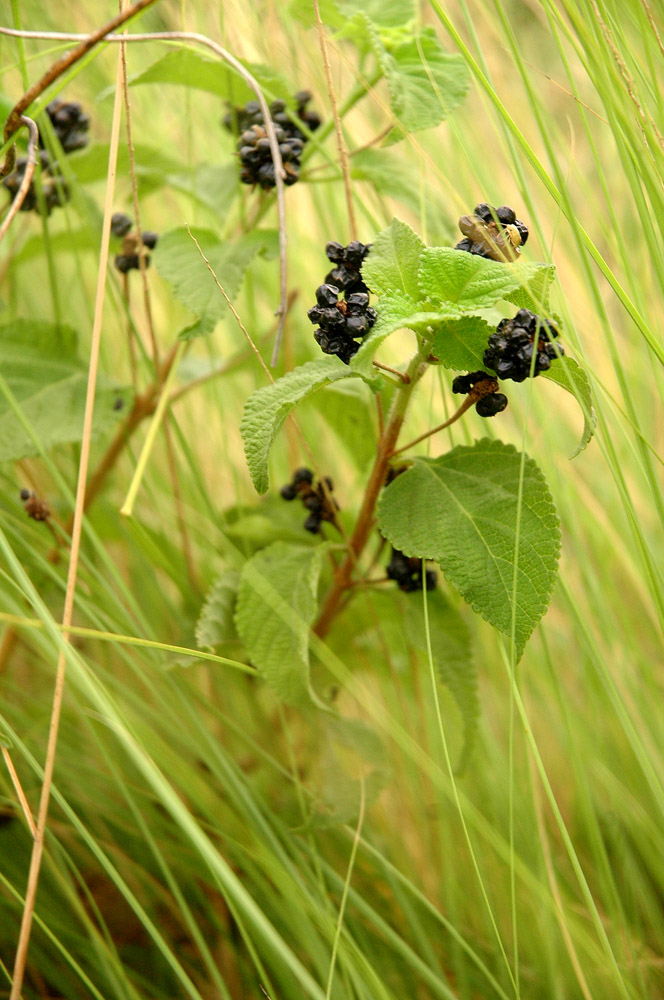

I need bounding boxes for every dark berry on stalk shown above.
[304,513,322,534]
[316,283,341,307]
[325,241,345,263]
[20,488,31,501]
[452,370,492,394]
[303,494,323,512]
[2,151,69,216]
[386,547,437,593]
[483,309,563,382]
[455,201,529,260]
[114,254,139,274]
[280,483,298,500]
[43,98,91,154]
[475,392,508,417]
[293,467,314,485]
[141,231,159,250]
[111,212,132,237]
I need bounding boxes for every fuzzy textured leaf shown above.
[0,321,130,462]
[235,542,328,707]
[362,218,425,298]
[405,590,478,772]
[377,440,560,655]
[241,358,358,494]
[505,264,556,314]
[153,228,267,336]
[541,356,596,456]
[419,248,552,313]
[372,28,470,132]
[196,571,240,649]
[128,50,291,106]
[311,380,377,470]
[430,316,494,371]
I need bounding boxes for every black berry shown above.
[483,309,563,383]
[43,98,90,154]
[278,468,339,534]
[386,548,437,593]
[2,150,69,216]
[111,212,132,237]
[475,392,508,417]
[455,201,529,261]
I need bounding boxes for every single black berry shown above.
[141,230,159,250]
[293,467,314,485]
[111,212,132,237]
[386,548,437,593]
[475,392,508,417]
[452,370,493,395]
[483,309,563,382]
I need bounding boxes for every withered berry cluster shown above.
[41,99,90,154]
[280,467,339,534]
[307,241,376,364]
[111,212,159,274]
[225,91,321,189]
[387,548,437,593]
[452,370,508,418]
[455,202,529,262]
[484,309,563,382]
[2,98,90,217]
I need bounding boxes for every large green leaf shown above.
[405,589,478,772]
[127,50,291,106]
[430,316,494,371]
[377,440,560,656]
[350,291,425,381]
[241,358,358,494]
[0,321,130,462]
[541,356,596,456]
[309,379,378,470]
[362,217,425,298]
[235,541,329,707]
[372,27,470,132]
[419,248,553,314]
[153,227,271,337]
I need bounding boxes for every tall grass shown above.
[0,0,662,998]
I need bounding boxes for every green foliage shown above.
[240,358,358,494]
[311,380,378,470]
[196,571,240,649]
[404,589,478,772]
[377,440,561,655]
[362,217,425,298]
[541,357,596,456]
[337,0,416,28]
[371,27,471,132]
[235,541,329,706]
[153,227,275,338]
[430,316,494,370]
[419,247,554,314]
[0,321,129,462]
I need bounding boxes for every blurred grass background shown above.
[0,0,663,998]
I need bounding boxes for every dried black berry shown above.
[475,392,508,417]
[386,548,437,593]
[455,201,529,261]
[483,309,563,383]
[43,98,90,154]
[2,150,69,216]
[111,212,132,237]
[309,244,376,364]
[279,468,339,534]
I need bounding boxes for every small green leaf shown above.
[505,264,555,314]
[153,228,266,335]
[377,440,560,656]
[351,149,449,235]
[362,218,425,298]
[405,590,478,772]
[0,321,130,462]
[430,315,494,371]
[350,291,418,381]
[196,571,240,649]
[241,358,358,494]
[372,28,470,132]
[235,541,329,707]
[541,356,596,456]
[419,248,553,313]
[127,50,291,106]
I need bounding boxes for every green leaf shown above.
[70,142,182,185]
[127,50,291,106]
[405,590,478,773]
[309,380,377,470]
[350,291,418,381]
[0,321,130,462]
[372,27,470,132]
[241,358,358,494]
[164,163,239,218]
[362,218,425,298]
[196,571,240,649]
[541,356,596,457]
[505,264,555,313]
[337,0,415,27]
[235,541,329,707]
[419,248,553,313]
[430,315,494,371]
[351,149,449,234]
[377,440,560,656]
[153,227,266,336]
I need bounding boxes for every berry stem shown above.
[389,396,475,457]
[313,347,430,638]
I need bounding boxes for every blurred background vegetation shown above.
[0,0,663,998]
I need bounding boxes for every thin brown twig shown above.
[312,0,357,240]
[0,0,159,176]
[0,116,38,246]
[0,27,289,365]
[8,39,128,1000]
[373,360,411,383]
[2,747,37,839]
[389,397,474,456]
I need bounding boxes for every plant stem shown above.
[313,347,429,638]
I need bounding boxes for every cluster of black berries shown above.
[307,242,376,364]
[226,91,321,190]
[452,370,508,418]
[42,99,90,154]
[386,548,437,593]
[111,213,159,273]
[455,202,529,262]
[280,467,339,534]
[483,309,563,382]
[2,150,68,215]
